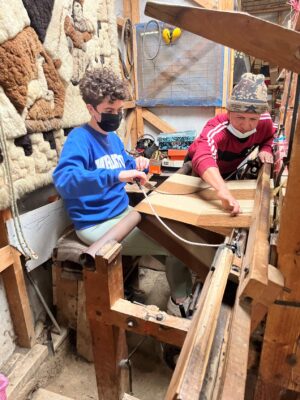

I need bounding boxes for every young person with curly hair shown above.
[53,68,198,317]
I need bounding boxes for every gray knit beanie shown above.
[227,73,269,114]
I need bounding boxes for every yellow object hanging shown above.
[162,27,182,45]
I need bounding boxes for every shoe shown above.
[167,296,191,318]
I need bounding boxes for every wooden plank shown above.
[76,281,93,362]
[135,178,254,229]
[138,214,223,281]
[144,2,300,74]
[0,245,14,273]
[257,108,300,393]
[55,265,78,330]
[124,110,135,148]
[156,173,257,200]
[200,304,232,399]
[239,164,271,302]
[109,298,190,347]
[218,287,251,399]
[191,0,218,8]
[248,263,284,333]
[129,0,140,24]
[0,210,35,348]
[166,244,234,399]
[142,109,176,133]
[84,242,128,400]
[277,119,300,302]
[254,377,285,400]
[258,305,300,392]
[123,101,135,109]
[2,248,35,348]
[135,106,144,138]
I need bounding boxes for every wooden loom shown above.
[80,163,283,400]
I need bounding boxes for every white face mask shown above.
[227,123,256,139]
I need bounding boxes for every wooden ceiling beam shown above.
[144,1,300,73]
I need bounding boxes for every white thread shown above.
[140,186,224,248]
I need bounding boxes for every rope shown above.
[139,184,226,249]
[0,118,38,260]
[142,19,161,61]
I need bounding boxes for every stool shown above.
[52,229,140,362]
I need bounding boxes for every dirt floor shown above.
[44,267,173,400]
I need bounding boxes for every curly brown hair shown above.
[79,68,129,106]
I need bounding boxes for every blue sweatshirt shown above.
[53,124,136,230]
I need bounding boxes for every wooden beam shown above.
[258,305,300,393]
[0,245,14,273]
[191,0,218,8]
[0,211,35,348]
[123,101,135,109]
[239,163,271,302]
[245,6,290,14]
[166,243,234,399]
[135,175,255,229]
[257,106,300,392]
[138,214,223,282]
[76,281,93,362]
[84,242,128,400]
[141,109,176,133]
[124,110,135,148]
[109,298,190,347]
[218,292,251,399]
[135,106,144,139]
[2,248,35,348]
[200,304,232,398]
[144,2,300,74]
[159,174,257,200]
[250,264,284,333]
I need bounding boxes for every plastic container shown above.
[0,374,8,400]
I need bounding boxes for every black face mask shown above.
[96,112,123,132]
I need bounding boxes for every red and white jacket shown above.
[188,113,275,177]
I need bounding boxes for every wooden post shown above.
[256,107,300,394]
[84,241,128,400]
[166,243,234,399]
[239,163,271,302]
[0,211,35,348]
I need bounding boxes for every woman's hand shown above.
[135,156,149,171]
[118,170,148,185]
[216,188,241,216]
[258,151,273,164]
